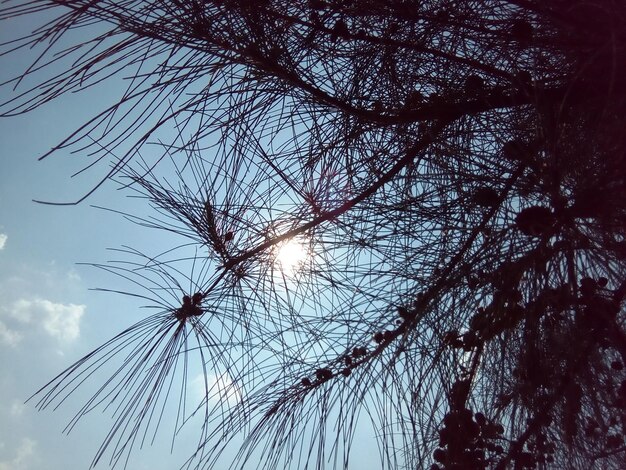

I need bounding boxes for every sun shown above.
[275,238,308,275]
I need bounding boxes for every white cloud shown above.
[0,321,22,347]
[0,438,36,470]
[9,301,33,324]
[0,233,6,250]
[9,401,26,417]
[7,299,85,343]
[41,301,84,342]
[66,268,81,283]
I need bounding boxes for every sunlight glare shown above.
[275,238,308,276]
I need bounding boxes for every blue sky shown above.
[0,9,385,470]
[0,110,207,469]
[0,11,220,470]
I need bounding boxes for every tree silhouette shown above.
[2,1,625,469]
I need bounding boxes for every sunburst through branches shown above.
[274,237,310,276]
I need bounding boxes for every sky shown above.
[0,9,228,470]
[0,108,203,469]
[0,7,384,470]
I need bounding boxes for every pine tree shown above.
[2,1,625,468]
